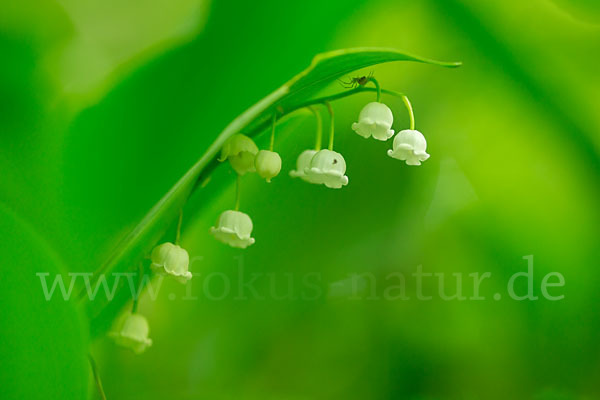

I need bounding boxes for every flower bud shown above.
[219,134,258,175]
[150,242,192,283]
[254,150,282,182]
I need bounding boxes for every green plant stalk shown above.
[325,102,335,151]
[89,354,107,400]
[235,174,241,211]
[401,95,415,130]
[269,113,276,151]
[368,77,382,102]
[175,208,183,245]
[308,106,322,151]
[131,263,144,313]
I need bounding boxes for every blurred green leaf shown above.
[84,47,459,338]
[0,203,88,400]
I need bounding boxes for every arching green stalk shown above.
[235,174,241,211]
[131,262,144,313]
[269,113,276,151]
[325,102,334,151]
[308,106,322,151]
[89,354,107,400]
[175,208,183,245]
[400,95,415,130]
[368,77,382,102]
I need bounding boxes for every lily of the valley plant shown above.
[111,73,434,354]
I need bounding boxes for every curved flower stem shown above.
[278,86,403,117]
[269,113,276,151]
[325,102,334,151]
[175,208,183,245]
[308,106,322,151]
[401,95,415,130]
[235,174,241,211]
[367,77,381,102]
[273,87,413,131]
[131,262,144,313]
[89,354,107,400]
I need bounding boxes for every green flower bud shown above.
[219,134,258,175]
[110,313,152,354]
[254,150,282,182]
[150,242,192,283]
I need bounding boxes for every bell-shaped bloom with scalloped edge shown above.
[351,102,394,141]
[304,149,349,189]
[218,134,258,175]
[289,149,320,183]
[210,210,255,248]
[150,242,192,283]
[110,313,153,354]
[255,150,282,182]
[387,129,430,166]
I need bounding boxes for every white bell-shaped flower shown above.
[304,149,349,189]
[210,210,255,248]
[110,313,153,354]
[218,134,258,175]
[387,129,430,166]
[351,102,394,141]
[289,149,319,183]
[255,150,281,182]
[150,242,192,283]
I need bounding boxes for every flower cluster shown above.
[113,75,432,354]
[112,215,193,353]
[212,76,430,250]
[351,100,430,165]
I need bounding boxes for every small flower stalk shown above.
[210,210,255,248]
[387,129,430,166]
[110,313,153,354]
[150,242,192,283]
[298,102,349,189]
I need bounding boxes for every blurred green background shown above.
[1,0,599,399]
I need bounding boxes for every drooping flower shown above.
[289,149,319,183]
[210,210,255,248]
[304,149,349,189]
[255,150,282,182]
[218,134,258,175]
[387,129,430,166]
[150,242,192,283]
[351,102,394,141]
[110,313,153,354]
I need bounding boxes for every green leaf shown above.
[84,47,460,337]
[0,203,88,399]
